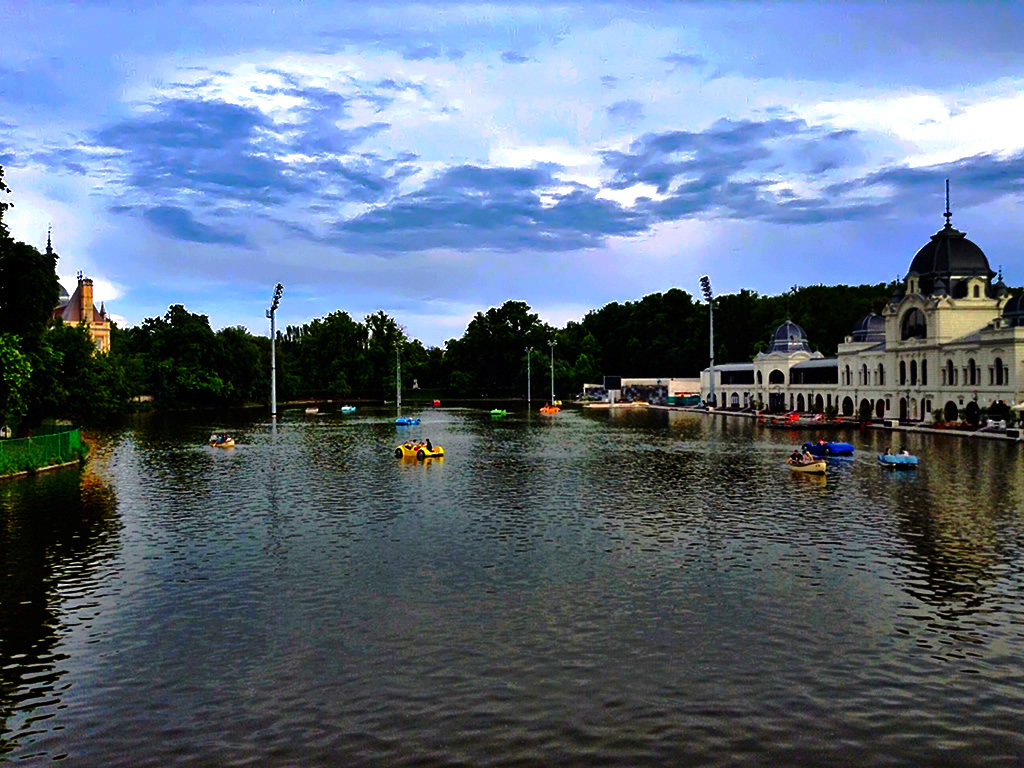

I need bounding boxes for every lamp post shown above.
[267,283,283,419]
[549,339,557,404]
[525,346,533,405]
[699,275,714,408]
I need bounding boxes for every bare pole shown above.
[267,283,283,419]
[525,346,533,405]
[549,339,556,403]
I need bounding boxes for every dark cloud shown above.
[327,164,649,253]
[607,100,644,122]
[86,89,411,219]
[94,98,298,203]
[141,205,249,245]
[662,52,706,70]
[603,118,811,194]
[27,147,92,176]
[501,51,530,64]
[830,151,1024,214]
[602,117,884,224]
[403,44,444,60]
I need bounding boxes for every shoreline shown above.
[655,404,1022,442]
[0,455,85,481]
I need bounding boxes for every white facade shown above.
[701,212,1024,423]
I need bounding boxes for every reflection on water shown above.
[1,408,1023,765]
[0,452,120,758]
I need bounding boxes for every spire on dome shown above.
[944,178,952,230]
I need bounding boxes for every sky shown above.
[3,1,1024,348]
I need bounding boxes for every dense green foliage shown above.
[0,162,896,428]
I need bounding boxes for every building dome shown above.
[57,282,70,307]
[906,212,994,297]
[1002,293,1024,327]
[851,312,885,343]
[769,320,811,353]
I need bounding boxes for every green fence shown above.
[0,429,83,474]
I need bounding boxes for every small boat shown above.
[394,441,445,460]
[340,405,357,413]
[396,416,421,426]
[209,433,235,448]
[802,441,855,458]
[490,409,507,417]
[879,452,919,468]
[552,399,562,407]
[539,405,560,414]
[787,457,827,474]
[432,400,441,407]
[304,407,319,415]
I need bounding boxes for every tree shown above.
[445,300,549,397]
[216,326,265,404]
[0,234,60,343]
[0,333,31,431]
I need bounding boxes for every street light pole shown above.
[267,283,283,419]
[699,275,714,408]
[549,339,556,404]
[525,346,533,405]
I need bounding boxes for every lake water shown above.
[2,406,1023,766]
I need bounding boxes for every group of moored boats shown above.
[787,440,920,474]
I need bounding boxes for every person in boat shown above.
[900,449,910,456]
[425,438,433,452]
[818,439,827,447]
[884,447,893,455]
[802,448,815,464]
[790,448,802,463]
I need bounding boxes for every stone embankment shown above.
[658,405,1022,442]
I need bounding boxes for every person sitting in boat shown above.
[900,449,910,456]
[425,439,433,451]
[817,439,827,446]
[790,448,802,463]
[884,447,893,455]
[802,448,815,463]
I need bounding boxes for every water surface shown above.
[2,407,1023,766]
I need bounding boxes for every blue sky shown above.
[3,1,1024,347]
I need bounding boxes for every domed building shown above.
[702,187,1023,425]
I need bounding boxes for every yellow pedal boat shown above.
[394,441,445,460]
[787,457,826,474]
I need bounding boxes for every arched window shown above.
[910,359,918,385]
[973,284,980,298]
[861,364,869,386]
[921,359,927,386]
[877,363,885,386]
[844,365,851,386]
[769,369,785,385]
[899,360,907,385]
[995,357,1006,386]
[968,358,977,386]
[901,308,927,340]
[946,359,956,386]
[756,370,763,385]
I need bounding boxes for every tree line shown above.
[1,164,901,432]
